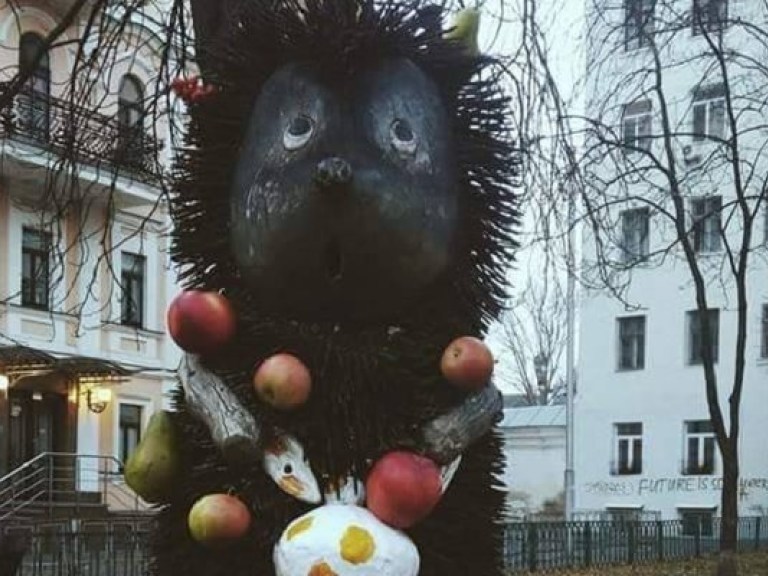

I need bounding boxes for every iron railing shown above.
[0,453,143,524]
[2,516,767,575]
[0,453,49,523]
[2,519,152,576]
[0,85,163,184]
[503,516,768,572]
[571,509,662,522]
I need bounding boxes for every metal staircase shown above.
[0,453,151,525]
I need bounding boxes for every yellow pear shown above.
[124,411,180,503]
[445,8,481,57]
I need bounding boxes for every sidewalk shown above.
[512,550,768,576]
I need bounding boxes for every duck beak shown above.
[280,475,305,498]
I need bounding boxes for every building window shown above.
[607,507,643,524]
[623,101,652,152]
[620,208,650,263]
[618,316,646,370]
[687,308,719,365]
[18,32,50,139]
[625,0,655,50]
[680,508,715,536]
[120,252,145,327]
[683,420,716,475]
[692,84,725,142]
[691,196,722,254]
[692,0,727,35]
[117,75,145,166]
[119,403,143,463]
[613,422,643,475]
[21,227,51,310]
[761,304,768,359]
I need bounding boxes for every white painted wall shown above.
[0,1,180,470]
[500,406,566,518]
[576,0,768,519]
[77,400,101,492]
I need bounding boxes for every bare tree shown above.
[575,2,768,574]
[498,276,568,405]
[0,0,193,336]
[499,2,766,573]
[488,0,583,409]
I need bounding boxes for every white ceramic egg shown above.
[274,505,419,576]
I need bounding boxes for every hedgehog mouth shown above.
[324,238,344,282]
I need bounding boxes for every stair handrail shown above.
[0,465,47,501]
[44,452,130,513]
[0,453,52,523]
[0,452,50,486]
[1,452,144,524]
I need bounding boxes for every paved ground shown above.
[513,551,768,575]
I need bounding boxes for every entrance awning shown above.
[0,345,56,372]
[55,356,131,381]
[0,345,133,384]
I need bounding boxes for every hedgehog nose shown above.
[314,157,353,190]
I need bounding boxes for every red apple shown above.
[188,493,251,547]
[253,353,311,410]
[167,290,236,355]
[366,451,443,529]
[440,336,494,391]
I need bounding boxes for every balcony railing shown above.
[0,85,163,184]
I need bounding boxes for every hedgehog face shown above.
[229,58,458,321]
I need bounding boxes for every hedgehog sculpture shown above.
[127,1,519,575]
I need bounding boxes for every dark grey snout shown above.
[314,157,353,190]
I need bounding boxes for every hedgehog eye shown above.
[390,118,417,155]
[284,115,315,151]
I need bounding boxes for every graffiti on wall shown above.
[583,477,768,498]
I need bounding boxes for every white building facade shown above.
[575,0,768,527]
[0,0,181,486]
[499,404,566,519]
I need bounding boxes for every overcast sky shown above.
[477,0,586,395]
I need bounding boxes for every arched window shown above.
[18,32,50,138]
[117,74,144,164]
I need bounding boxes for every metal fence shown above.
[503,516,768,572]
[3,516,768,575]
[2,521,151,576]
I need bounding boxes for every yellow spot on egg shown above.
[286,516,314,541]
[339,525,376,565]
[308,561,337,576]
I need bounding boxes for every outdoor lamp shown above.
[0,374,8,392]
[87,386,112,414]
